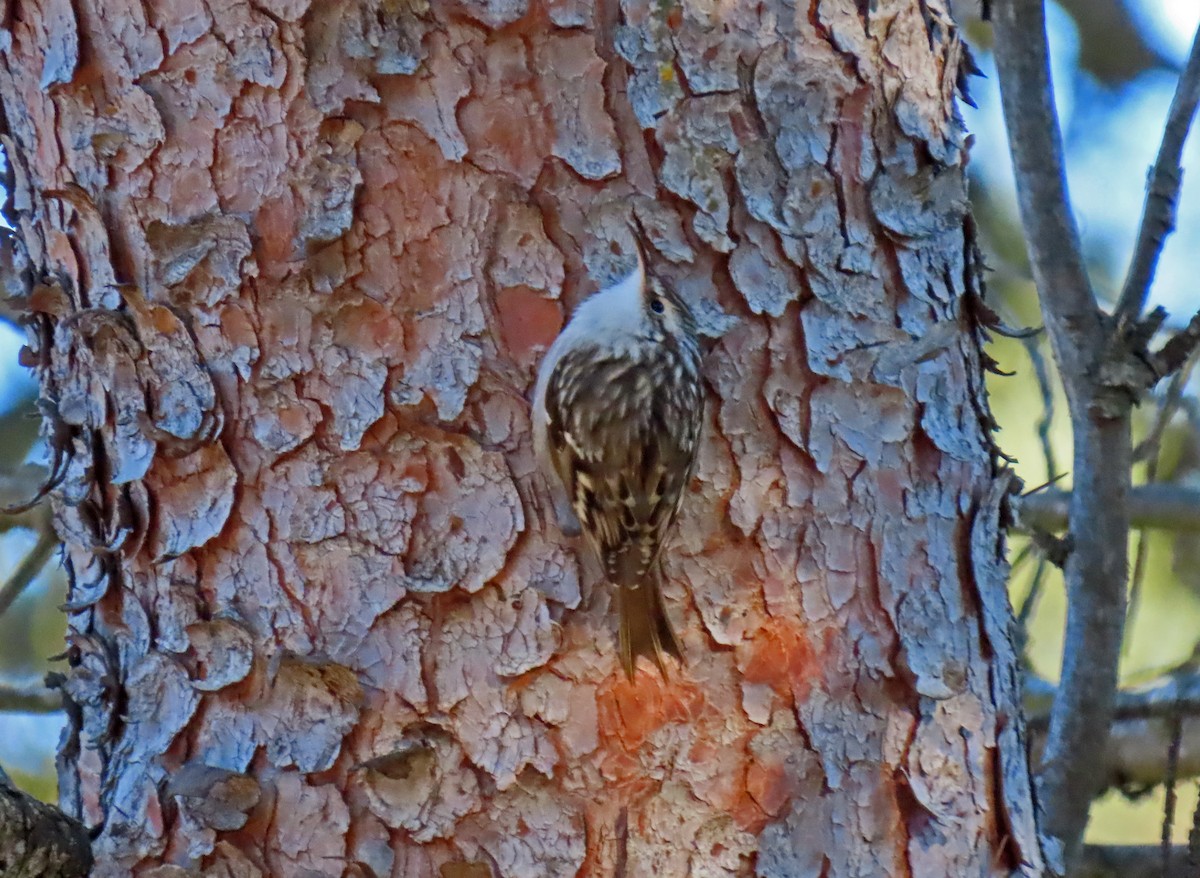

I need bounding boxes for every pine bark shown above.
[0,0,1045,874]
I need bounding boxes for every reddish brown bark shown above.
[0,0,1044,875]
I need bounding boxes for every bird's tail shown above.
[617,567,682,680]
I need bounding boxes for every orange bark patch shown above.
[144,784,164,838]
[875,466,905,511]
[217,303,259,362]
[458,91,550,186]
[835,86,873,186]
[740,617,820,706]
[746,757,794,819]
[596,673,700,754]
[331,298,404,360]
[254,192,299,270]
[594,671,776,838]
[457,36,552,187]
[494,286,562,361]
[685,729,766,826]
[730,791,773,836]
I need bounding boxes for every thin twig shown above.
[1116,23,1200,323]
[0,677,60,713]
[1009,540,1035,574]
[1188,781,1200,874]
[1022,333,1059,483]
[992,0,1131,862]
[1126,357,1197,654]
[1013,333,1062,647]
[1163,714,1183,877]
[0,529,56,617]
[1013,542,1046,657]
[1134,357,1197,464]
[1016,557,1049,633]
[1125,481,1159,661]
[1124,527,1152,660]
[0,465,50,531]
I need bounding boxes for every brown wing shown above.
[542,345,703,588]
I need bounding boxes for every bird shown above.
[532,244,704,679]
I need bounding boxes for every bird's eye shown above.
[650,298,665,314]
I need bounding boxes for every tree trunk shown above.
[0,0,1047,874]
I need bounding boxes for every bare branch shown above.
[1116,23,1200,323]
[1028,673,1200,730]
[990,1,1103,389]
[1112,676,1200,724]
[0,677,61,713]
[1153,309,1200,380]
[0,765,91,877]
[991,1,1132,861]
[1027,674,1200,791]
[1077,845,1188,878]
[1016,484,1200,533]
[1026,422,1131,863]
[1075,715,1200,792]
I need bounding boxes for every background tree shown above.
[1,0,1200,876]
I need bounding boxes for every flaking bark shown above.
[0,0,1044,874]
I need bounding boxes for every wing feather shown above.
[542,345,702,587]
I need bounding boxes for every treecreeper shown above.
[532,245,704,680]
